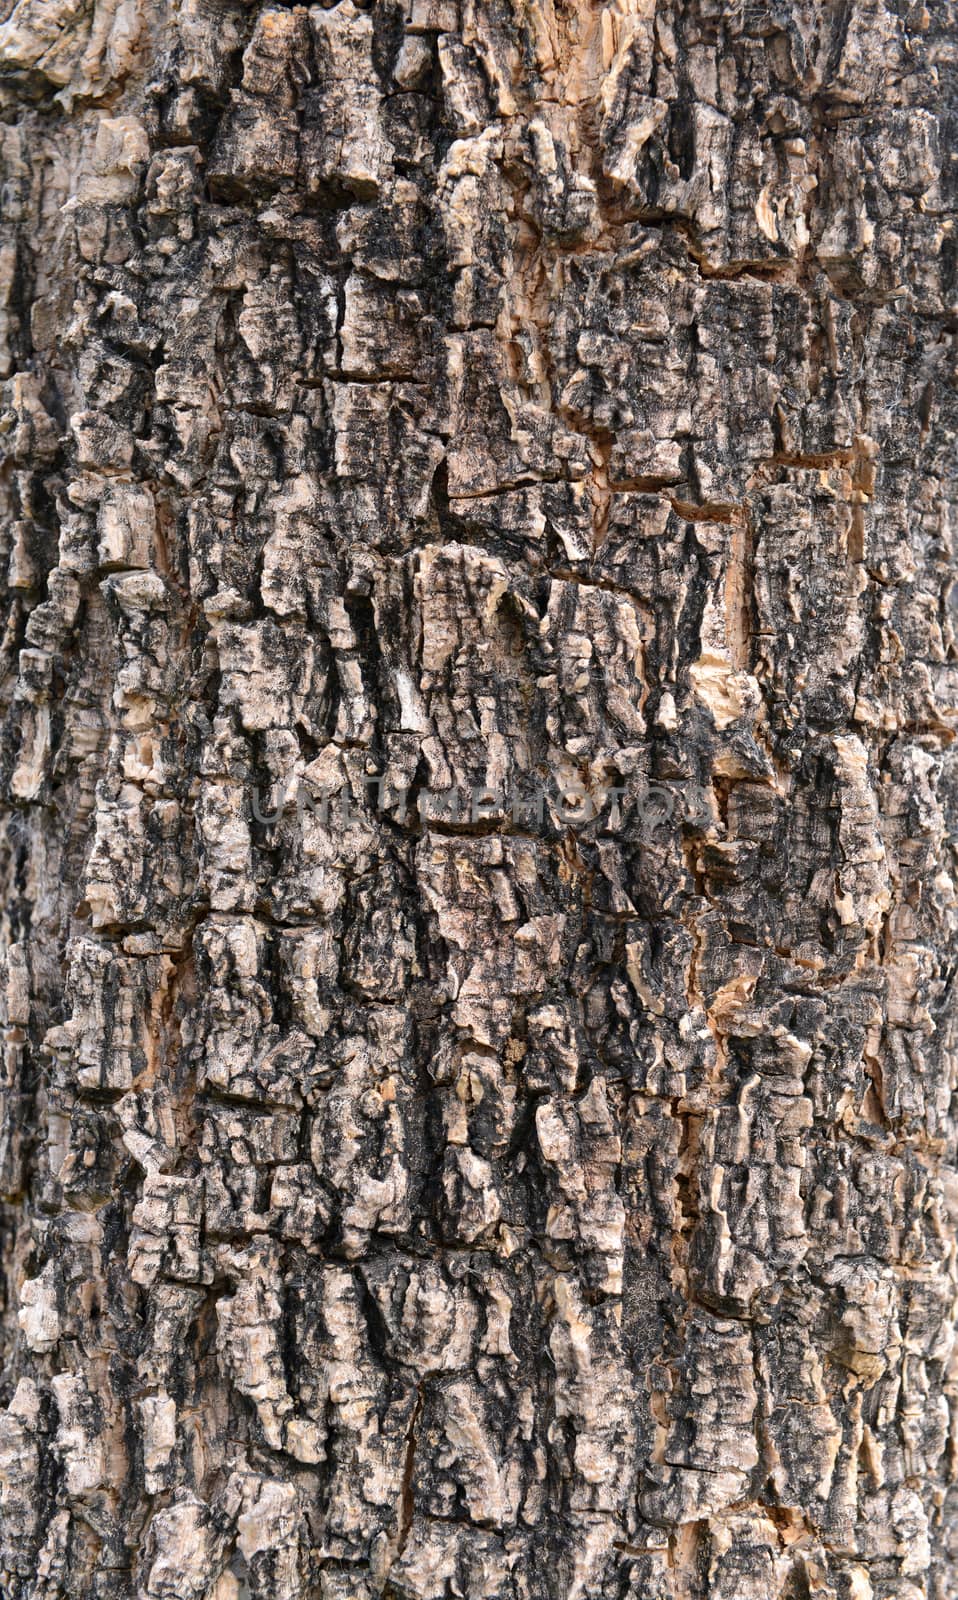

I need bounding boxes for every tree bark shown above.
[0,0,955,1596]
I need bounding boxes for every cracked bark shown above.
[0,0,956,1597]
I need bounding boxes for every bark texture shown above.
[0,0,956,1596]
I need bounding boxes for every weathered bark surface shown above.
[0,0,955,1596]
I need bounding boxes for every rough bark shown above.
[0,0,955,1596]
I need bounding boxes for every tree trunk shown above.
[0,1,955,1596]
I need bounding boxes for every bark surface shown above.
[0,1,956,1597]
